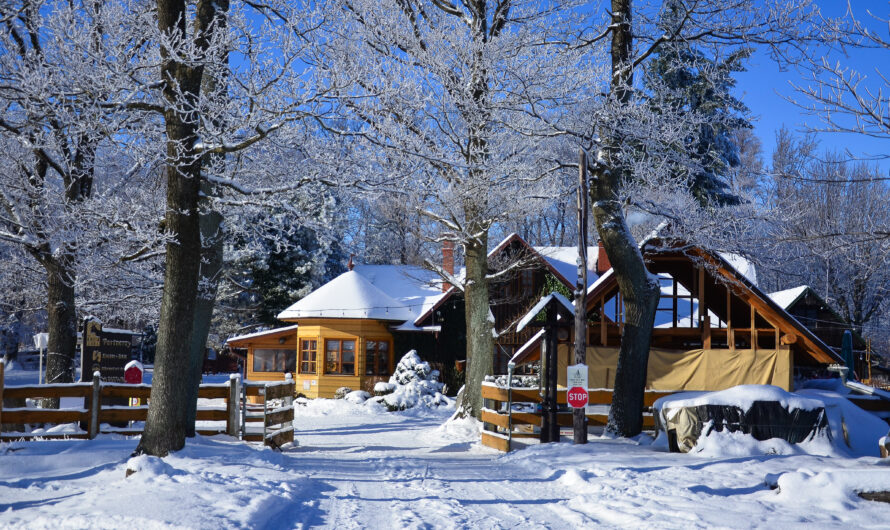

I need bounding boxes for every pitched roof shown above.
[769,285,810,310]
[534,246,599,289]
[413,233,590,326]
[512,244,842,366]
[226,324,299,347]
[277,269,420,321]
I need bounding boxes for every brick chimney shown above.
[442,240,454,292]
[596,239,611,275]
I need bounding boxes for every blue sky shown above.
[734,1,888,172]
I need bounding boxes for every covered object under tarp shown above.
[556,345,793,391]
[655,385,830,452]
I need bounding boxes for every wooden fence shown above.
[0,360,294,449]
[241,376,295,449]
[480,382,674,452]
[480,381,890,452]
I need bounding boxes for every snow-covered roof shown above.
[769,285,809,310]
[516,292,575,333]
[226,324,300,345]
[277,267,444,323]
[719,252,758,286]
[533,246,599,289]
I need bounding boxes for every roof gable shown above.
[277,270,417,321]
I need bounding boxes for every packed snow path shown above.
[292,412,571,529]
[3,401,890,528]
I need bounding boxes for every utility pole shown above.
[574,148,589,444]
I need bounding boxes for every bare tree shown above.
[578,0,827,437]
[312,0,592,418]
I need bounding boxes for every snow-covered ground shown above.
[4,392,890,529]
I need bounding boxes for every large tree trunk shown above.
[185,185,224,437]
[590,0,661,437]
[184,0,229,437]
[39,255,78,407]
[456,230,493,419]
[136,0,208,456]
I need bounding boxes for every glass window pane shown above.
[342,340,355,352]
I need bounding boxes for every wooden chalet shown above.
[510,243,844,392]
[769,285,870,377]
[226,234,599,397]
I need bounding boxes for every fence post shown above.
[227,374,241,438]
[89,371,101,439]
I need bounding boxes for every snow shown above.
[277,270,417,321]
[227,324,299,343]
[656,385,827,416]
[769,285,809,310]
[515,291,575,333]
[277,266,444,325]
[533,246,598,288]
[4,396,890,528]
[719,252,759,286]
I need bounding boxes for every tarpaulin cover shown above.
[661,401,829,452]
[556,346,793,391]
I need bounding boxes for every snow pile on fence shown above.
[370,351,453,411]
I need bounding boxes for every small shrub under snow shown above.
[333,387,353,399]
[345,390,371,404]
[374,382,396,396]
[368,350,453,411]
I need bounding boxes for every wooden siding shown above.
[244,318,396,399]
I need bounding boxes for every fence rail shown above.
[0,360,295,448]
[480,382,674,452]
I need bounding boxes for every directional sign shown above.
[566,364,588,409]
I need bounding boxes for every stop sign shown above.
[567,386,588,408]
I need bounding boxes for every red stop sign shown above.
[567,386,588,408]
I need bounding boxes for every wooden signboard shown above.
[80,319,141,383]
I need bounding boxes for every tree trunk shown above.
[40,255,78,408]
[590,0,662,437]
[184,0,229,437]
[456,230,493,419]
[136,0,207,456]
[185,186,224,437]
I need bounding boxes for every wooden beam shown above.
[698,267,708,322]
[727,285,734,350]
[751,304,757,352]
[699,316,711,350]
[600,297,607,346]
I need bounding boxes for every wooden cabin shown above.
[226,234,599,396]
[770,285,869,377]
[227,268,439,398]
[511,243,843,392]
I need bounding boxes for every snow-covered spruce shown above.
[346,351,452,411]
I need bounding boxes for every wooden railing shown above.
[0,360,294,448]
[241,376,295,448]
[480,382,674,452]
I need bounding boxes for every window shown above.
[365,340,391,375]
[325,339,356,375]
[253,348,296,373]
[300,340,317,374]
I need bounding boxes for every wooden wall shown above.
[243,318,396,399]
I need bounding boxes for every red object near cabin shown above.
[124,361,144,384]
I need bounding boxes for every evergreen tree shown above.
[644,1,752,206]
[215,209,346,339]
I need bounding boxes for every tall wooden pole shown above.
[574,149,589,444]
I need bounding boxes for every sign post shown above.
[566,364,589,410]
[574,148,589,444]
